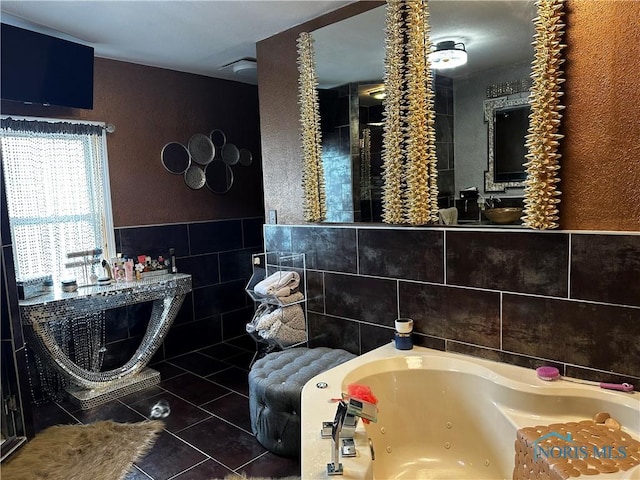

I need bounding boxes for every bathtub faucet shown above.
[327,397,377,476]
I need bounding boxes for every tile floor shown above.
[30,337,301,480]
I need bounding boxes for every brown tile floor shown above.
[30,339,300,480]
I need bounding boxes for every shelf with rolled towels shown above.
[19,273,192,409]
[246,269,304,306]
[245,253,307,362]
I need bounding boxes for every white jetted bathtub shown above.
[301,343,640,480]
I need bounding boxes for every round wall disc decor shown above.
[161,142,191,174]
[222,143,240,165]
[184,165,206,189]
[210,129,227,149]
[239,148,253,166]
[205,159,234,194]
[188,133,215,165]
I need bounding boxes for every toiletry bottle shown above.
[111,257,120,281]
[124,258,134,282]
[394,318,414,350]
[169,248,177,273]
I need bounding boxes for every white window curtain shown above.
[1,116,115,284]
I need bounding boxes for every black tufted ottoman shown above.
[248,347,356,457]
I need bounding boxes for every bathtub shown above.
[301,343,640,479]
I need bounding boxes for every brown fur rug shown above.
[223,477,300,480]
[2,420,164,480]
[223,476,300,480]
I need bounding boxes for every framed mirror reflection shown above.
[311,0,539,225]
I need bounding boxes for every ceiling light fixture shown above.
[428,41,468,70]
[219,58,258,84]
[231,59,257,77]
[369,88,386,100]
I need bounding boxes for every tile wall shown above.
[110,217,264,365]
[16,216,263,403]
[434,73,455,206]
[1,166,34,440]
[319,85,359,223]
[265,224,640,388]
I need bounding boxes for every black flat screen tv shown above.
[1,23,94,109]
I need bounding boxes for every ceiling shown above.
[0,0,356,85]
[0,1,536,88]
[314,1,536,89]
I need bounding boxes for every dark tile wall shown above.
[435,73,455,206]
[114,217,263,361]
[319,85,359,223]
[265,224,640,388]
[15,216,262,405]
[0,166,34,441]
[359,123,384,223]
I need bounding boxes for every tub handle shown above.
[369,438,375,461]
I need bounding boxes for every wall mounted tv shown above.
[1,23,94,109]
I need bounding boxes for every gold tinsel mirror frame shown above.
[523,0,566,230]
[297,32,326,223]
[297,0,566,228]
[381,0,439,226]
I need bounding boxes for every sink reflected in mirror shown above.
[484,207,523,225]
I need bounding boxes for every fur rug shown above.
[223,477,300,480]
[223,476,300,480]
[2,420,164,480]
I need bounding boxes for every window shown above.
[1,117,115,284]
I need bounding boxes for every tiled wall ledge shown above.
[264,224,640,389]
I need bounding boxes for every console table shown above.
[19,273,192,409]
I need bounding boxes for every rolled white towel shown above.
[259,319,282,340]
[246,302,275,334]
[255,306,281,331]
[278,291,304,305]
[255,303,305,331]
[280,304,305,329]
[259,319,306,345]
[254,271,300,297]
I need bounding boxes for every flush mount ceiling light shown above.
[369,88,386,100]
[219,58,257,84]
[428,41,468,69]
[231,59,257,78]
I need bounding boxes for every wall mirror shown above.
[311,0,544,225]
[161,141,191,174]
[484,93,530,192]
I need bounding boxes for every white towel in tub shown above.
[254,271,300,297]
